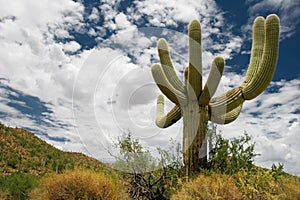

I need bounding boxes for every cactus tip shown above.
[213,56,225,65]
[254,16,265,24]
[151,63,160,72]
[188,19,201,31]
[266,14,280,24]
[157,38,168,51]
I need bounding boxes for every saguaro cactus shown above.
[151,14,280,178]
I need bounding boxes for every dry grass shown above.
[29,168,129,200]
[171,172,242,200]
[172,169,300,200]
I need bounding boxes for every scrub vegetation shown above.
[1,123,299,200]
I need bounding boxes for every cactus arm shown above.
[208,14,279,121]
[208,87,245,116]
[155,95,182,128]
[241,16,265,89]
[242,14,280,100]
[210,103,243,124]
[157,39,185,93]
[199,56,224,105]
[151,64,187,105]
[187,20,202,100]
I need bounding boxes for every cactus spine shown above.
[151,14,280,178]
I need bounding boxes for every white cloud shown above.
[88,7,100,22]
[131,0,222,26]
[63,41,81,53]
[0,0,84,96]
[245,0,300,39]
[115,12,132,29]
[54,29,73,39]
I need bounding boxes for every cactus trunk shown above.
[151,14,280,178]
[183,104,208,177]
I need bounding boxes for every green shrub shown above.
[271,163,284,181]
[6,155,20,169]
[30,168,128,200]
[0,172,38,200]
[208,129,258,175]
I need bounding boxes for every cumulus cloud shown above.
[88,7,100,22]
[63,41,81,53]
[130,0,222,26]
[245,0,300,39]
[0,0,84,96]
[0,0,86,152]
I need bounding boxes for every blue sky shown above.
[0,0,299,175]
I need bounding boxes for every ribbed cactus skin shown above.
[242,14,280,99]
[188,20,202,100]
[151,14,280,178]
[199,56,224,106]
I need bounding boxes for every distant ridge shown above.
[0,122,106,176]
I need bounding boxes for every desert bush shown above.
[271,163,284,181]
[171,168,300,200]
[0,172,38,200]
[29,168,128,200]
[171,172,242,200]
[208,128,258,175]
[235,168,286,200]
[111,132,183,200]
[277,174,300,200]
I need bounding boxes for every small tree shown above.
[207,127,259,175]
[111,132,183,200]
